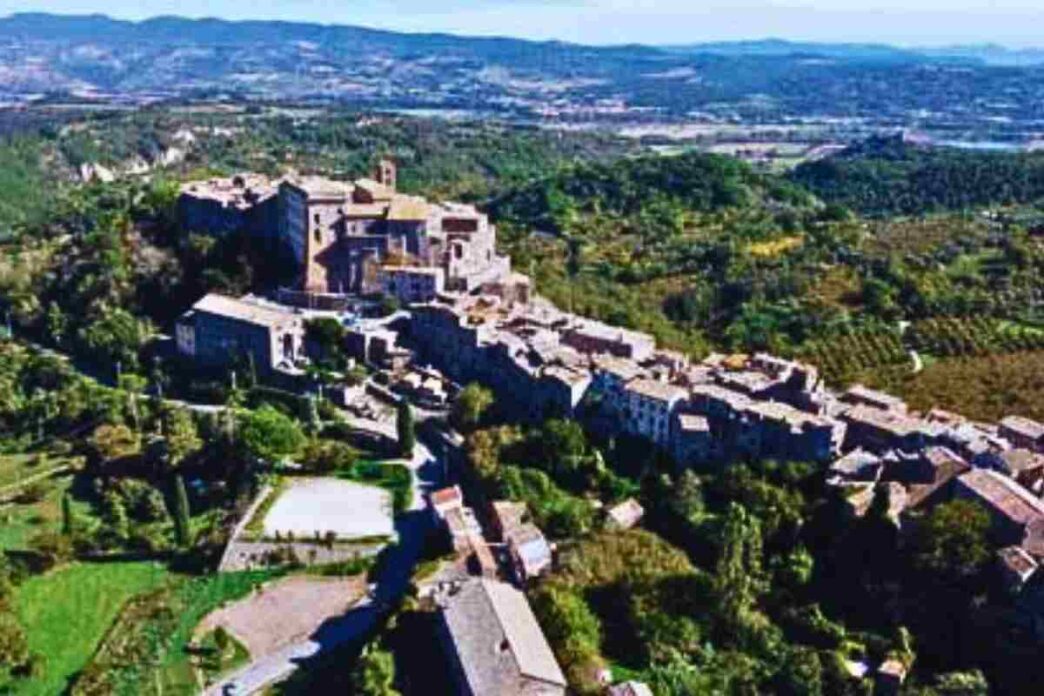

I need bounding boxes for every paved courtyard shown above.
[262,477,395,540]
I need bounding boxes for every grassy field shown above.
[0,473,93,551]
[13,561,171,696]
[74,569,282,695]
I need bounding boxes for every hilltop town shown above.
[173,159,1044,694]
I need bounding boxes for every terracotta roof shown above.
[957,469,1044,527]
[432,485,463,509]
[1001,416,1044,442]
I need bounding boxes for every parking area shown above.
[196,575,365,658]
[262,477,394,540]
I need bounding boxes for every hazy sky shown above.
[4,0,1044,47]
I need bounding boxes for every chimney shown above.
[375,158,397,191]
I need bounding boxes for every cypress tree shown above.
[172,474,191,548]
[396,400,415,458]
[61,492,74,536]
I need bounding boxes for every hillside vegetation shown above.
[791,135,1044,216]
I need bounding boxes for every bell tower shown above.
[375,157,397,191]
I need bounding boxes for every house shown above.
[840,405,939,453]
[561,320,656,361]
[621,379,687,448]
[828,449,883,485]
[998,545,1039,594]
[999,449,1044,493]
[673,412,713,465]
[436,578,567,696]
[900,448,971,512]
[506,523,554,582]
[431,486,465,520]
[175,293,304,373]
[608,682,654,696]
[605,498,644,531]
[491,501,529,540]
[444,507,484,555]
[841,384,908,413]
[491,500,552,582]
[954,469,1044,548]
[999,416,1044,452]
[875,659,908,696]
[177,173,280,241]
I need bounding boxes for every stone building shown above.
[175,293,303,373]
[436,578,567,696]
[276,161,510,302]
[177,174,280,241]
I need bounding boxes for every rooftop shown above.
[957,468,1044,527]
[626,378,687,404]
[191,293,299,329]
[440,579,566,694]
[843,384,907,412]
[1000,415,1044,442]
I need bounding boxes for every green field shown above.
[76,569,281,695]
[0,473,92,551]
[13,561,171,696]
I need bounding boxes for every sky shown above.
[3,0,1044,48]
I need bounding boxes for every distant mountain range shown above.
[2,12,1044,130]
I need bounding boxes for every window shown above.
[314,228,321,243]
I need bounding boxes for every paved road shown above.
[205,436,443,695]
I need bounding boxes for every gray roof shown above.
[441,579,566,694]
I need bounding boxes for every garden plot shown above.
[262,477,394,541]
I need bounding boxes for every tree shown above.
[396,401,415,457]
[776,646,823,696]
[45,302,67,346]
[912,500,990,582]
[172,474,191,548]
[450,383,494,432]
[714,503,766,643]
[300,439,358,474]
[87,423,139,468]
[213,625,230,657]
[163,406,201,465]
[351,643,400,696]
[239,405,305,464]
[304,317,346,366]
[0,611,28,676]
[61,492,74,536]
[670,470,705,523]
[101,489,130,542]
[77,308,149,371]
